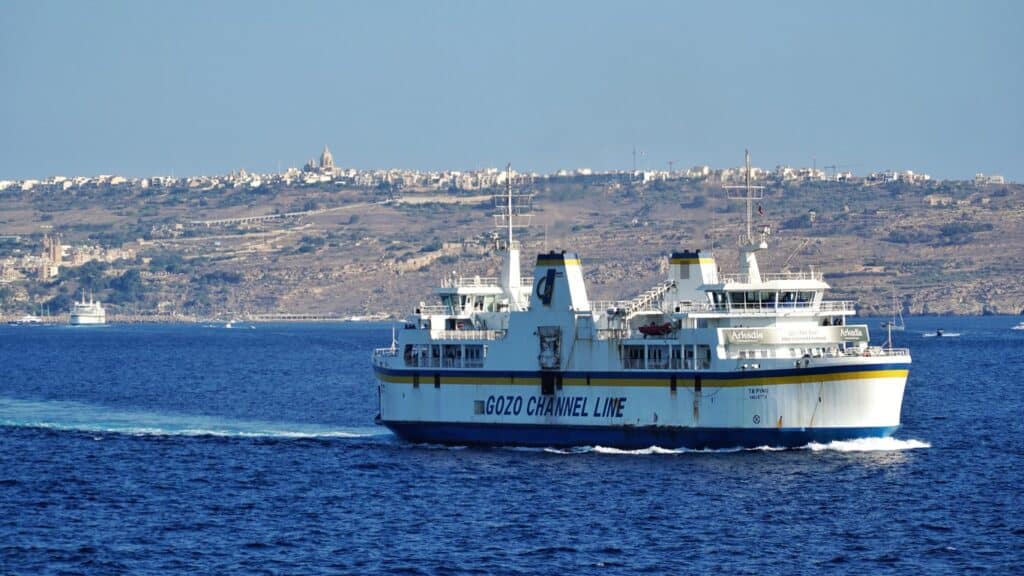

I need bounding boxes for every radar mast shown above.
[493,164,533,310]
[724,150,768,282]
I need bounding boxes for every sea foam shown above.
[0,396,387,439]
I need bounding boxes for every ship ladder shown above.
[807,380,825,427]
[625,280,676,315]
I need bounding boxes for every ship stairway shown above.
[624,280,675,315]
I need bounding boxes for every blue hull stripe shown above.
[381,420,900,450]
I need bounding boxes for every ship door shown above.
[541,373,562,395]
[538,326,562,395]
[537,326,562,370]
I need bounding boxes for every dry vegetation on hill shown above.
[1,176,1022,319]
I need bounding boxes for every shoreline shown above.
[1,313,1019,326]
[0,314,397,325]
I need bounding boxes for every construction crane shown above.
[822,163,859,182]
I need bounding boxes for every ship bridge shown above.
[690,268,853,318]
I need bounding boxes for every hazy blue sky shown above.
[1,0,1020,180]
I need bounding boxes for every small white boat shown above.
[12,314,43,325]
[923,329,960,338]
[1012,321,1024,331]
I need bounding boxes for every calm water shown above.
[1,318,1022,574]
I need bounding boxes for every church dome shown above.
[320,145,335,169]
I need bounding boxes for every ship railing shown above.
[416,305,453,315]
[858,347,911,357]
[674,303,719,313]
[672,301,855,315]
[373,346,398,359]
[430,329,506,341]
[443,276,498,288]
[592,300,635,316]
[686,300,855,314]
[595,328,630,340]
[819,301,856,313]
[441,276,532,289]
[721,270,824,283]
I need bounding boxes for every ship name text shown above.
[481,395,627,418]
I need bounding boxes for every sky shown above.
[1,0,1021,181]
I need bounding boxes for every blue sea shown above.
[2,317,1022,575]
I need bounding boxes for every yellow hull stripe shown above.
[378,369,909,387]
[670,257,715,265]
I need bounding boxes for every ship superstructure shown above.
[372,155,911,449]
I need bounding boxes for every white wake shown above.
[804,437,931,452]
[0,396,387,439]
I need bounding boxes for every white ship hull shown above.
[69,313,106,325]
[375,360,907,449]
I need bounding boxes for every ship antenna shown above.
[493,164,532,311]
[723,150,767,283]
[745,150,752,243]
[506,163,514,250]
[886,312,893,352]
[723,149,764,247]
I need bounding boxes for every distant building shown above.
[924,194,953,207]
[304,145,338,175]
[42,234,63,266]
[974,173,1005,186]
[320,146,335,172]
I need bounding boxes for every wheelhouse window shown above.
[745,292,760,309]
[697,344,712,369]
[404,344,434,368]
[440,295,455,312]
[442,344,462,368]
[465,344,485,368]
[780,292,797,307]
[647,345,669,370]
[710,291,727,310]
[624,345,645,369]
[728,292,745,310]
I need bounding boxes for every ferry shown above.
[372,154,912,449]
[10,314,43,325]
[69,292,106,325]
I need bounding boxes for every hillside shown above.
[1,175,1022,319]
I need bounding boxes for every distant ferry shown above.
[372,154,912,449]
[69,293,106,325]
[10,314,43,325]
